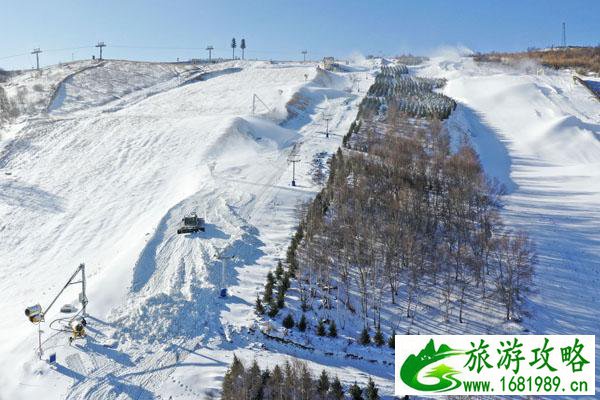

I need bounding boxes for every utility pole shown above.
[322,113,333,138]
[31,48,42,70]
[288,156,300,186]
[95,42,106,60]
[301,50,308,62]
[562,22,566,48]
[206,45,214,62]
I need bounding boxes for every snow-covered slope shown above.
[418,55,600,397]
[0,60,374,399]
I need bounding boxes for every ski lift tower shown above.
[287,155,301,186]
[215,252,236,297]
[322,113,333,138]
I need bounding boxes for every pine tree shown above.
[364,377,379,400]
[240,38,246,60]
[329,376,345,400]
[373,326,384,347]
[388,329,396,348]
[282,313,294,329]
[274,260,284,280]
[222,355,245,400]
[316,320,326,336]
[297,314,307,332]
[349,381,363,400]
[263,273,274,304]
[316,370,330,396]
[359,327,370,345]
[267,302,279,318]
[231,38,237,59]
[328,320,338,337]
[276,284,286,309]
[269,365,284,399]
[245,359,263,400]
[255,294,265,315]
[281,271,291,291]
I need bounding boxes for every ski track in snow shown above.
[0,59,384,399]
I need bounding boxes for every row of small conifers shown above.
[363,63,456,119]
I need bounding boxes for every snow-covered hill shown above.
[0,59,377,399]
[3,53,597,399]
[418,54,600,398]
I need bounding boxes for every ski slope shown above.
[0,59,379,399]
[419,54,600,397]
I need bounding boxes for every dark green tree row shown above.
[221,355,380,400]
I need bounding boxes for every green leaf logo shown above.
[400,339,464,392]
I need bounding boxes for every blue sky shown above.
[1,0,599,70]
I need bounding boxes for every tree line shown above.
[221,355,381,400]
[275,65,535,338]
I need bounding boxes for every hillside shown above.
[0,58,377,399]
[419,52,600,397]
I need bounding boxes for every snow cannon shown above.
[69,317,87,342]
[177,212,206,234]
[25,304,43,323]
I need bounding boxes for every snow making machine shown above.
[177,212,206,234]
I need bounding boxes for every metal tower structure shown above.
[206,45,214,62]
[96,42,106,60]
[31,48,42,70]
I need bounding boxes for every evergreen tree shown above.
[269,365,284,399]
[364,377,379,400]
[231,38,237,59]
[281,271,291,291]
[359,327,370,345]
[240,38,246,60]
[373,326,385,347]
[263,272,274,304]
[276,284,286,309]
[222,354,245,400]
[388,329,396,348]
[274,260,284,280]
[267,303,279,318]
[329,376,345,400]
[316,320,326,336]
[316,370,330,396]
[255,294,265,315]
[282,313,295,329]
[245,359,263,400]
[328,320,338,337]
[349,381,363,400]
[297,313,307,332]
